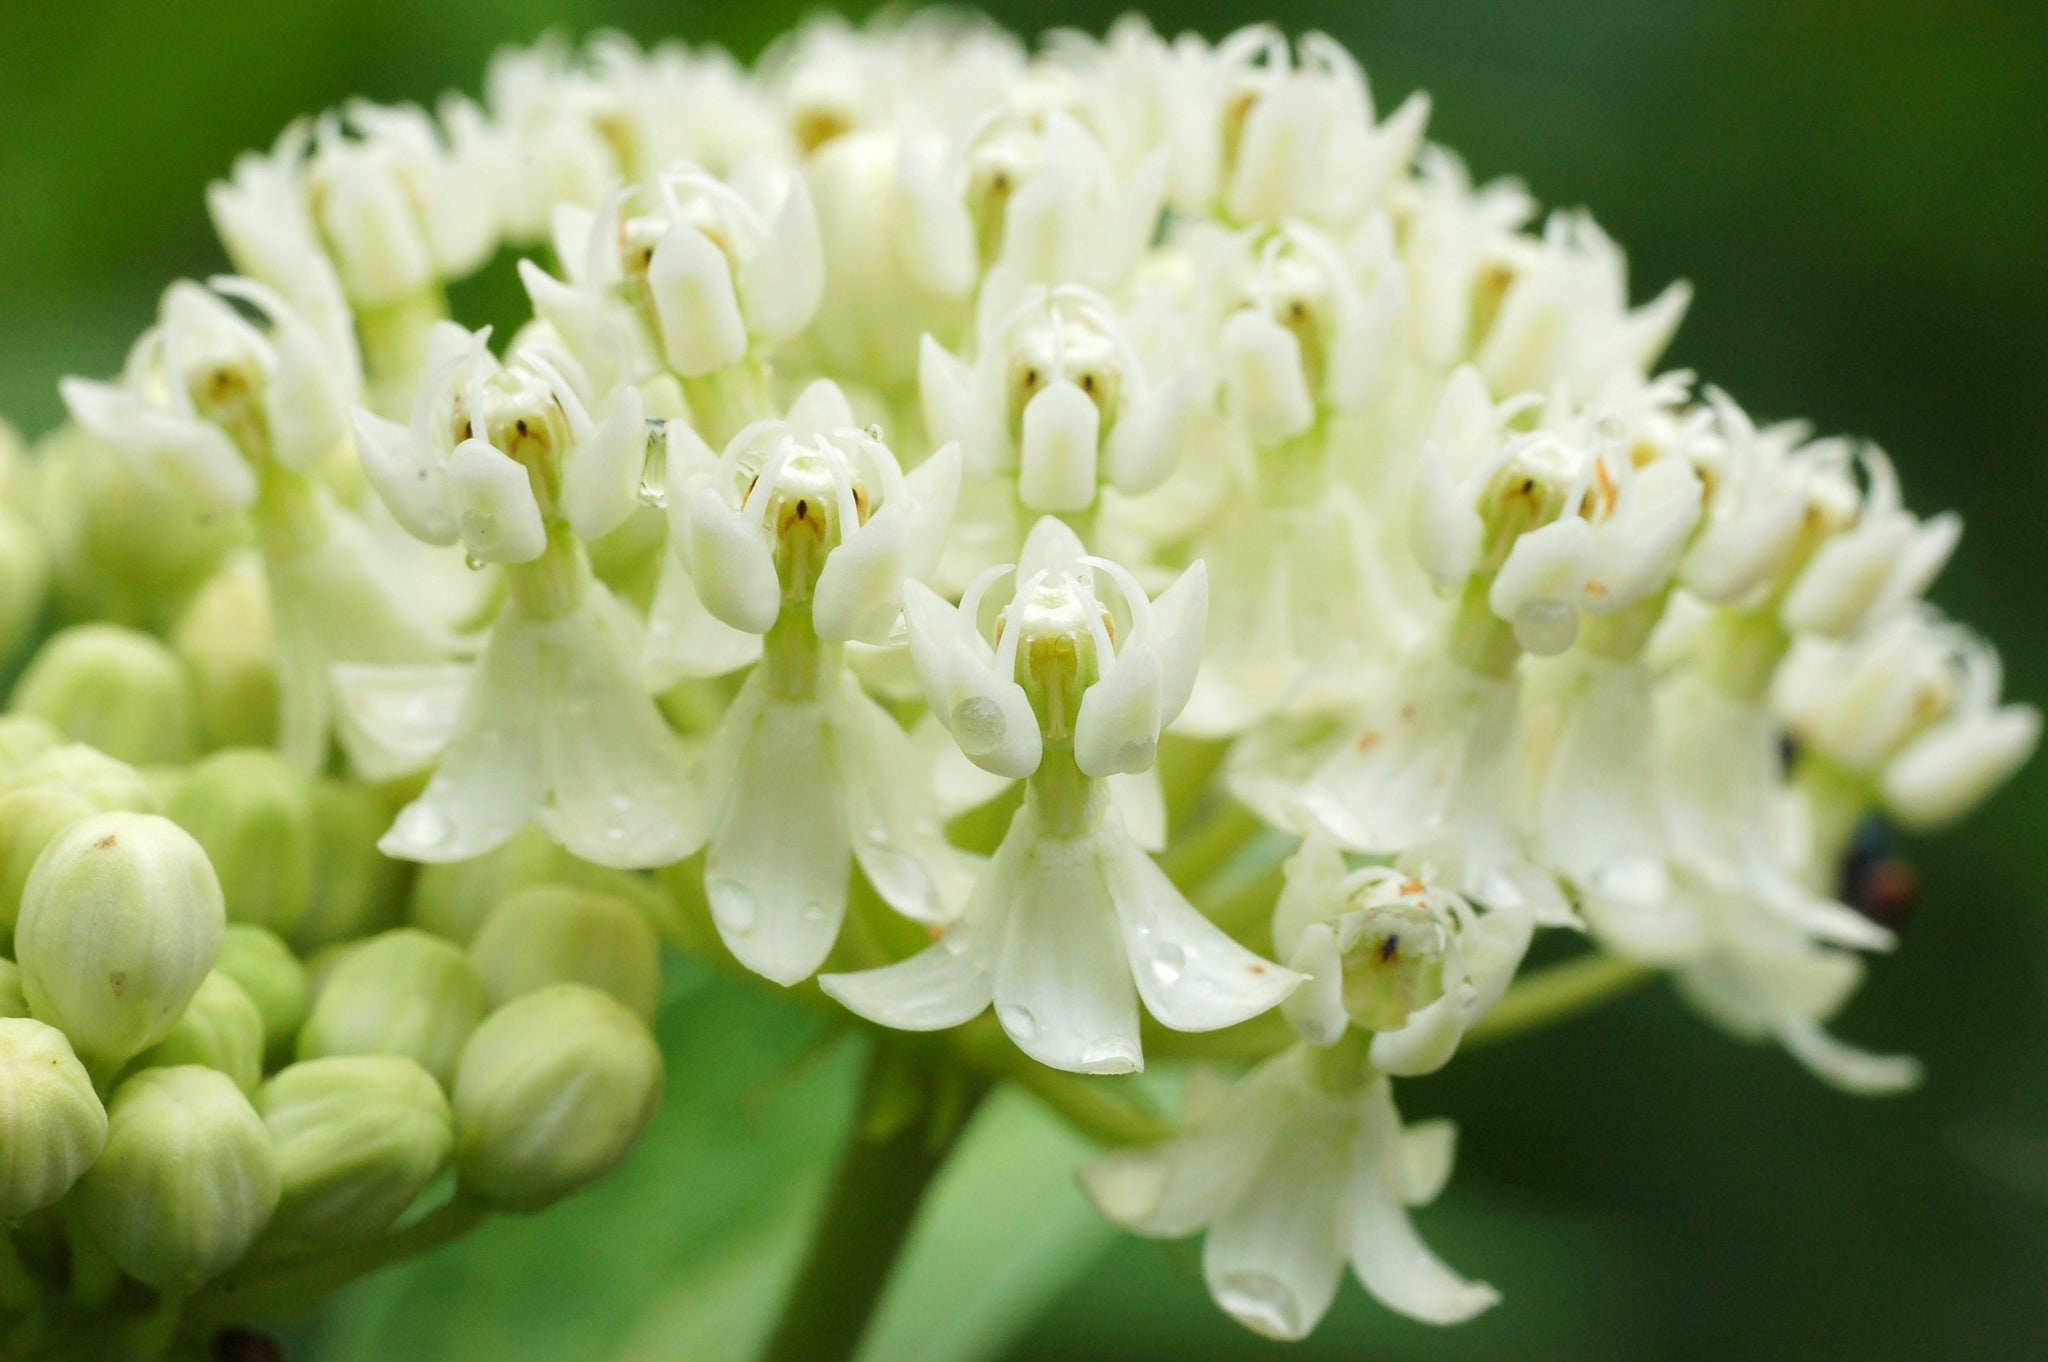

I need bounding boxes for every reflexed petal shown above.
[62,377,258,515]
[1348,1082,1500,1324]
[827,677,968,923]
[1399,1119,1457,1206]
[1776,1018,1922,1096]
[1110,768,1167,853]
[1883,705,2041,832]
[532,590,704,870]
[380,610,548,863]
[1201,1091,1352,1342]
[643,554,764,686]
[704,690,849,984]
[994,824,1144,1073]
[1105,832,1301,1033]
[330,662,472,782]
[1282,922,1348,1047]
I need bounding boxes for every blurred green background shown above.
[4,1,2046,1359]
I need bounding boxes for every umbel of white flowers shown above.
[5,9,2033,1351]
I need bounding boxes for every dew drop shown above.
[1079,1038,1140,1072]
[997,1003,1038,1040]
[1150,942,1187,985]
[464,552,488,572]
[800,902,829,924]
[707,878,757,934]
[1214,1272,1306,1341]
[637,420,671,507]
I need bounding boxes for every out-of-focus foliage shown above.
[2,2,2043,1358]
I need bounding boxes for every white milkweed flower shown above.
[60,278,455,773]
[344,325,702,868]
[920,275,1199,515]
[672,381,969,984]
[521,158,822,388]
[822,518,1301,1073]
[1080,1046,1497,1339]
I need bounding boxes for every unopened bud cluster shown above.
[0,10,2031,1351]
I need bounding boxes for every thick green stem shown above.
[759,1040,987,1362]
[1466,952,1657,1047]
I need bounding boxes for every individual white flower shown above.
[1272,833,1532,1074]
[1081,1046,1497,1339]
[823,518,1300,1072]
[60,278,352,513]
[345,325,701,868]
[1775,609,2039,837]
[521,158,822,388]
[920,276,1199,513]
[1398,148,1537,373]
[670,380,969,984]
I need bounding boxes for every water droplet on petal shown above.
[464,552,488,572]
[1079,1038,1140,1072]
[1214,1272,1307,1340]
[707,877,757,935]
[1150,942,1187,985]
[998,1003,1038,1040]
[801,902,828,924]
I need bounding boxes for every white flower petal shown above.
[1399,1119,1457,1206]
[827,678,968,923]
[1282,922,1349,1047]
[649,224,748,377]
[1776,1018,1923,1096]
[684,482,781,635]
[348,405,456,544]
[901,442,962,582]
[903,581,1040,779]
[330,662,472,782]
[738,174,824,341]
[1144,560,1207,727]
[562,385,647,542]
[813,504,909,644]
[1201,1093,1351,1342]
[61,377,257,515]
[446,438,546,564]
[1106,833,1302,1033]
[993,825,1144,1073]
[1075,645,1164,778]
[1882,705,2040,832]
[1105,362,1197,497]
[643,553,764,687]
[1016,379,1101,513]
[1220,309,1314,448]
[1110,768,1167,853]
[1348,1083,1500,1325]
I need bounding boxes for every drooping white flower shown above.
[823,518,1299,1072]
[672,381,968,984]
[1082,1046,1498,1339]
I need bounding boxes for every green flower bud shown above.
[453,984,663,1213]
[469,885,661,1023]
[0,713,62,782]
[294,779,405,953]
[167,749,315,937]
[297,929,488,1088]
[171,556,279,751]
[132,970,266,1094]
[78,1066,280,1295]
[214,926,310,1069]
[16,812,226,1069]
[10,623,200,766]
[0,508,48,667]
[0,1016,108,1218]
[411,826,676,946]
[0,746,156,938]
[33,422,230,630]
[0,957,28,1018]
[257,1056,452,1242]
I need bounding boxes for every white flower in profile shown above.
[345,325,702,869]
[920,275,1199,514]
[1271,832,1532,1075]
[1081,1046,1497,1340]
[823,518,1301,1073]
[670,380,969,984]
[520,157,821,388]
[61,277,454,773]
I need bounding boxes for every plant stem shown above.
[1466,952,1657,1047]
[759,1038,986,1362]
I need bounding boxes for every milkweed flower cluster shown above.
[0,10,2033,1352]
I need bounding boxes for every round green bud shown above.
[0,1016,108,1218]
[10,623,200,766]
[132,970,266,1094]
[453,984,664,1213]
[294,780,405,953]
[16,812,226,1069]
[469,885,661,1024]
[0,713,62,782]
[78,1065,280,1295]
[0,745,157,934]
[0,508,48,667]
[171,557,279,751]
[0,958,28,1018]
[257,1056,452,1242]
[167,749,315,938]
[297,929,488,1088]
[409,826,569,945]
[214,926,309,1069]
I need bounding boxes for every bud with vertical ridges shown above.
[172,557,280,751]
[0,1016,108,1218]
[294,779,405,953]
[9,623,200,766]
[0,713,61,783]
[77,1065,280,1295]
[257,1056,453,1242]
[16,812,226,1069]
[214,925,311,1068]
[297,929,489,1087]
[0,743,156,934]
[468,885,661,1023]
[168,749,316,938]
[132,970,267,1093]
[453,984,663,1212]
